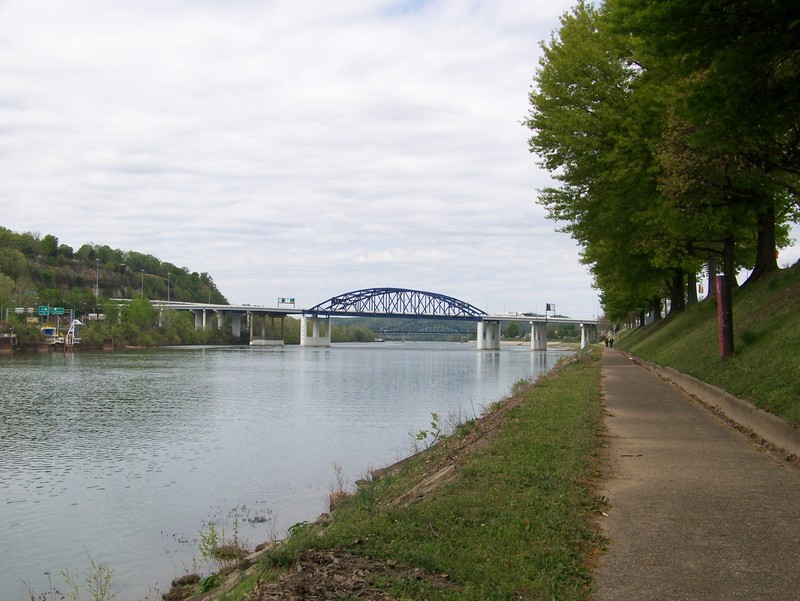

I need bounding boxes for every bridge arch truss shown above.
[305,287,487,320]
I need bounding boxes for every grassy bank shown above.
[201,349,605,601]
[619,262,800,426]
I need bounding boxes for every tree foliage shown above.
[527,0,799,345]
[0,226,228,315]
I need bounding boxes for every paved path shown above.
[593,349,800,600]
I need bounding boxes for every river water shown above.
[0,342,571,600]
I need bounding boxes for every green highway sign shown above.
[37,306,50,316]
[52,307,65,315]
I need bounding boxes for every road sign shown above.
[278,297,296,305]
[38,306,50,316]
[51,307,65,315]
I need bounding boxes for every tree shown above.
[527,2,677,321]
[41,234,59,258]
[124,296,155,329]
[504,322,521,339]
[528,0,799,357]
[58,243,74,259]
[610,0,800,284]
[0,273,14,310]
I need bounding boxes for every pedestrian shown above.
[605,330,612,347]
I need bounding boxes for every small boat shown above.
[40,325,64,350]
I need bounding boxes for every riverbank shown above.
[164,347,606,601]
[164,342,800,601]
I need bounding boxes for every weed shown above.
[287,521,311,537]
[61,554,118,601]
[24,572,64,601]
[195,574,220,594]
[511,377,533,396]
[414,412,442,450]
[196,511,250,574]
[331,460,347,494]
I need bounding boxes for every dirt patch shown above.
[242,549,456,600]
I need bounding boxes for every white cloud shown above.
[0,0,601,318]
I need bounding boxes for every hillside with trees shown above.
[526,0,799,358]
[0,227,226,311]
[0,226,229,347]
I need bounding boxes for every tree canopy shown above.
[527,0,799,336]
[0,226,227,316]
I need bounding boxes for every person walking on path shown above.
[593,348,800,600]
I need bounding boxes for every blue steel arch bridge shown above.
[305,287,487,320]
[147,287,597,351]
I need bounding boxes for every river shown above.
[0,342,571,600]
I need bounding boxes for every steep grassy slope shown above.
[619,263,800,425]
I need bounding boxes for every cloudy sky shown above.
[1,1,795,319]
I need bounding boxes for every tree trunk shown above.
[669,270,686,314]
[650,296,662,322]
[687,270,698,305]
[746,202,778,284]
[718,235,735,359]
[706,254,718,299]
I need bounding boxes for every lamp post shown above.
[140,270,144,297]
[167,272,171,302]
[95,258,99,307]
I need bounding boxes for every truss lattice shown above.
[306,288,487,320]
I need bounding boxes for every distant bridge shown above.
[145,287,598,350]
[306,287,487,320]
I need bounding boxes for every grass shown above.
[254,348,606,600]
[619,261,800,425]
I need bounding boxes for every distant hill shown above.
[0,226,227,316]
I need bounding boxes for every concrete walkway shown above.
[593,349,800,600]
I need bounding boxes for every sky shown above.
[1,1,796,320]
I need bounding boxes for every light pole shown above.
[167,272,171,302]
[141,270,144,297]
[95,258,99,307]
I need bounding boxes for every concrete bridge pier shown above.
[476,320,501,350]
[300,315,331,347]
[229,312,245,338]
[580,323,596,348]
[530,322,548,351]
[192,309,207,330]
[250,313,286,346]
[191,308,224,332]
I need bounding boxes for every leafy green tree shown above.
[41,234,59,258]
[0,248,30,280]
[39,288,64,307]
[504,322,521,339]
[527,1,677,320]
[527,0,799,352]
[609,0,800,283]
[58,243,74,259]
[124,296,155,329]
[0,273,15,312]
